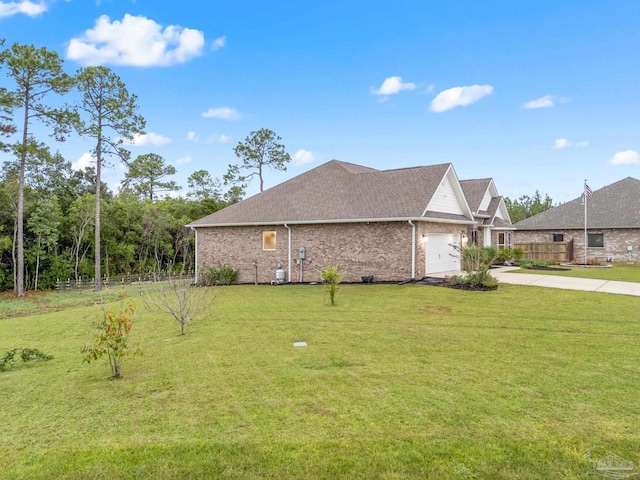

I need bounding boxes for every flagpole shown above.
[584,179,587,265]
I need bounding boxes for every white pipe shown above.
[409,220,416,279]
[191,227,198,284]
[284,223,292,283]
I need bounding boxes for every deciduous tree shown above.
[27,195,61,290]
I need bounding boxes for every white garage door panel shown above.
[425,234,460,274]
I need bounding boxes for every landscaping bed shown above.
[416,276,498,291]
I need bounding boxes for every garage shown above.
[424,234,461,274]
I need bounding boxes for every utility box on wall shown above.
[299,246,306,259]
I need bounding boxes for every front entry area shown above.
[424,234,461,274]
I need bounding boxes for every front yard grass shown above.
[1,283,639,479]
[511,262,640,282]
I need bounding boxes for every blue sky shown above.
[2,0,640,203]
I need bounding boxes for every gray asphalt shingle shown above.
[515,177,640,230]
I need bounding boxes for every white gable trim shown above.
[422,165,474,220]
[488,197,513,225]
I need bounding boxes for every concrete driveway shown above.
[491,266,640,297]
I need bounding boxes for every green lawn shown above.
[511,262,640,282]
[1,283,639,479]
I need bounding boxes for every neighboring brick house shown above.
[187,160,511,284]
[460,178,514,249]
[514,177,640,263]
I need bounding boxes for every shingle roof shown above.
[515,177,640,230]
[188,160,471,227]
[460,178,492,213]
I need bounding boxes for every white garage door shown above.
[424,234,460,274]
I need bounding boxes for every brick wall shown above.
[196,221,467,284]
[514,229,640,263]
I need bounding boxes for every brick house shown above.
[514,177,640,263]
[187,160,511,284]
[460,178,514,249]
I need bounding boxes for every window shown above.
[471,230,478,246]
[588,233,604,248]
[552,233,564,242]
[263,231,276,250]
[497,232,511,247]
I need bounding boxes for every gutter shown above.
[284,223,292,282]
[190,226,198,284]
[409,220,416,279]
[187,216,476,229]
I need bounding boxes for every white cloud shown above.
[523,95,555,109]
[206,134,232,144]
[212,36,226,51]
[609,150,639,165]
[554,138,590,149]
[553,138,570,149]
[372,76,416,96]
[186,131,199,142]
[72,152,94,171]
[0,0,46,17]
[127,132,172,146]
[202,107,241,120]
[430,84,493,113]
[176,155,192,165]
[293,149,315,165]
[67,14,205,66]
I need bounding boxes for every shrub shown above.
[0,348,53,372]
[461,246,497,273]
[319,263,346,306]
[201,264,238,286]
[82,292,141,378]
[513,247,525,261]
[455,246,498,289]
[516,259,550,269]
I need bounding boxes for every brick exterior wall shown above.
[514,229,640,263]
[196,221,468,284]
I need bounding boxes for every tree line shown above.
[0,40,292,295]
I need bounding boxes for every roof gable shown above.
[424,165,474,219]
[459,178,492,213]
[515,177,640,230]
[188,160,475,227]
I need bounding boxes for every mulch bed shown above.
[414,277,498,291]
[523,266,571,272]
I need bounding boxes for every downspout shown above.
[191,227,198,284]
[284,223,292,283]
[409,220,416,279]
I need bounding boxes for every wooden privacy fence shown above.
[514,240,573,263]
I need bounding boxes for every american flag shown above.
[584,183,593,197]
